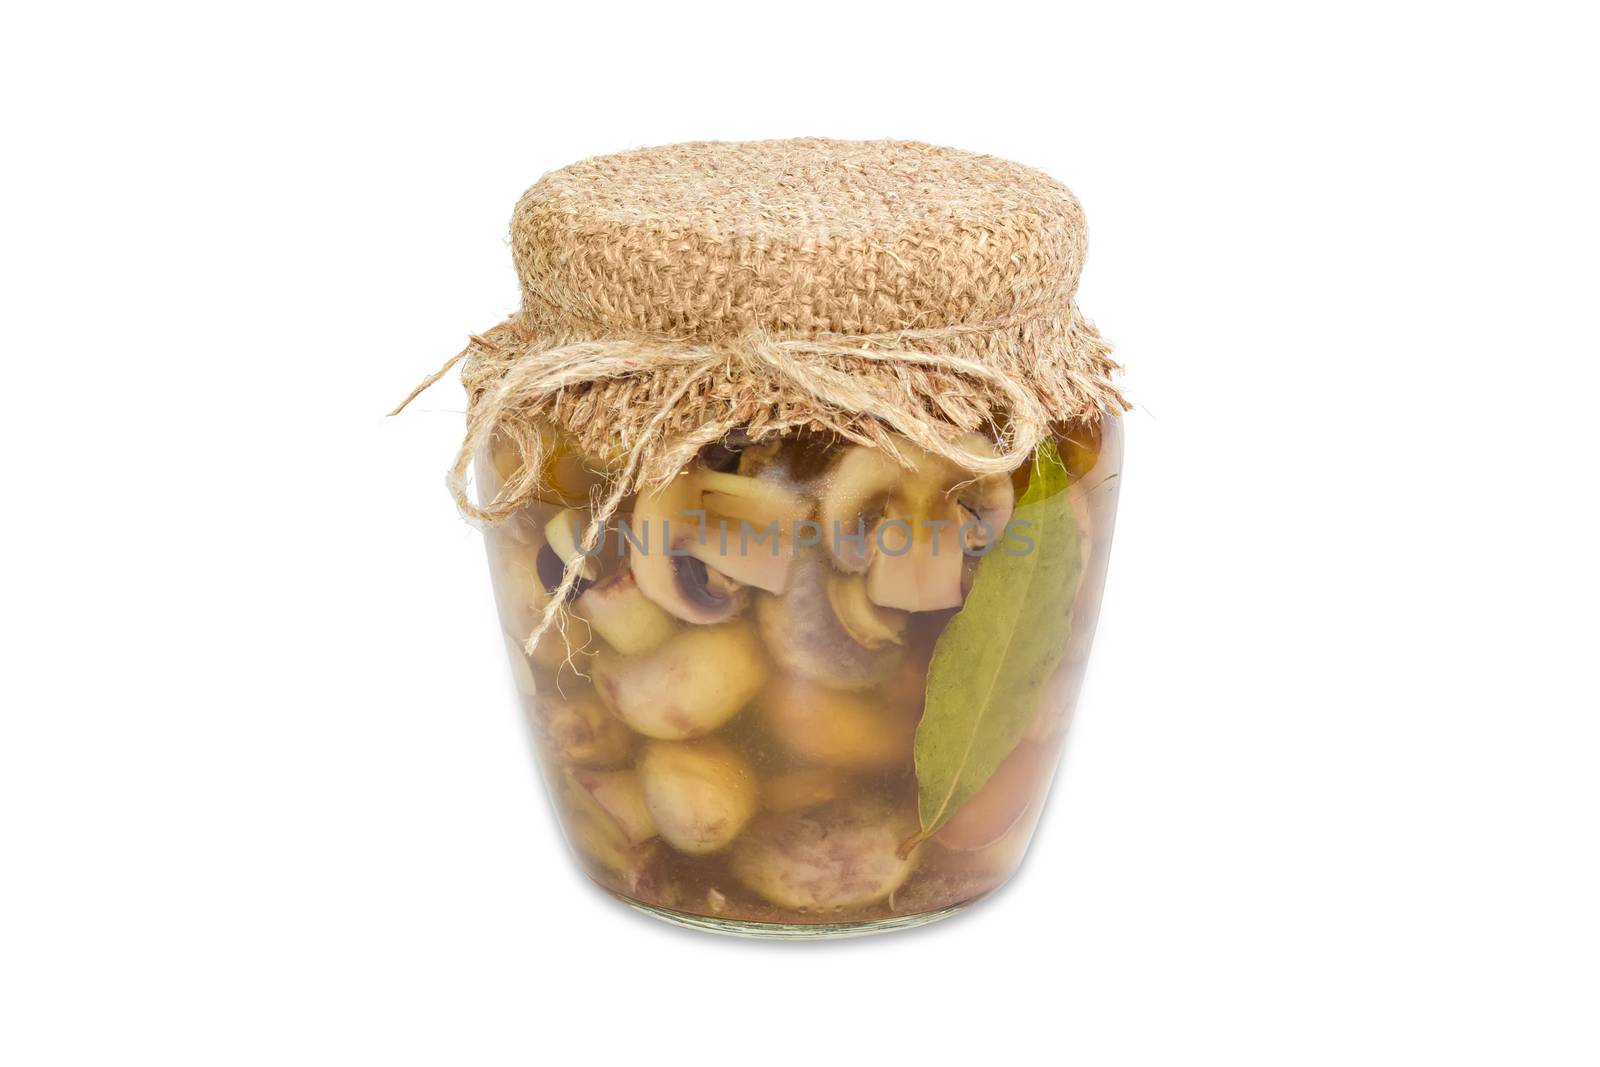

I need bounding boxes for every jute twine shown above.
[394,139,1125,654]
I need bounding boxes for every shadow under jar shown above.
[481,418,1121,938]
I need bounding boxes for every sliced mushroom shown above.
[958,467,1017,555]
[573,570,678,656]
[687,470,811,594]
[826,571,906,649]
[591,622,767,740]
[758,676,917,772]
[730,798,919,910]
[638,739,758,855]
[867,510,965,612]
[542,508,601,581]
[631,464,815,616]
[817,445,899,573]
[695,470,811,529]
[755,556,903,691]
[629,475,748,624]
[538,694,633,768]
[818,435,1016,612]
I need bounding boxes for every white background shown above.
[3,2,1596,1064]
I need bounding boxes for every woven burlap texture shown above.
[396,138,1125,650]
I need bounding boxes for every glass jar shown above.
[479,418,1121,937]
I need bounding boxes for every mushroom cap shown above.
[538,694,633,769]
[758,676,918,772]
[573,570,679,656]
[730,798,919,911]
[755,556,903,691]
[639,740,759,855]
[592,622,767,740]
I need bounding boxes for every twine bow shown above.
[392,316,1110,655]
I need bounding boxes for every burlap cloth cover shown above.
[397,138,1125,646]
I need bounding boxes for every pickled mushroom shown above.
[542,508,601,581]
[818,436,1015,612]
[758,676,917,772]
[731,798,919,910]
[572,768,657,845]
[760,768,849,813]
[573,570,678,656]
[592,622,768,740]
[539,694,633,768]
[755,556,903,691]
[486,536,550,647]
[630,475,749,624]
[825,571,906,649]
[631,470,808,615]
[638,739,758,855]
[562,770,659,894]
[689,469,810,595]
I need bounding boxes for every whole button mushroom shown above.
[571,768,658,846]
[538,694,634,769]
[818,435,1015,612]
[591,622,768,740]
[638,739,759,855]
[731,798,920,911]
[629,469,811,622]
[560,769,660,895]
[761,767,849,814]
[758,676,918,771]
[573,570,679,656]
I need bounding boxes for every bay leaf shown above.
[912,441,1081,837]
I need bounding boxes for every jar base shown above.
[612,893,984,940]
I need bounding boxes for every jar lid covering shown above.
[511,138,1090,339]
[397,138,1123,551]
